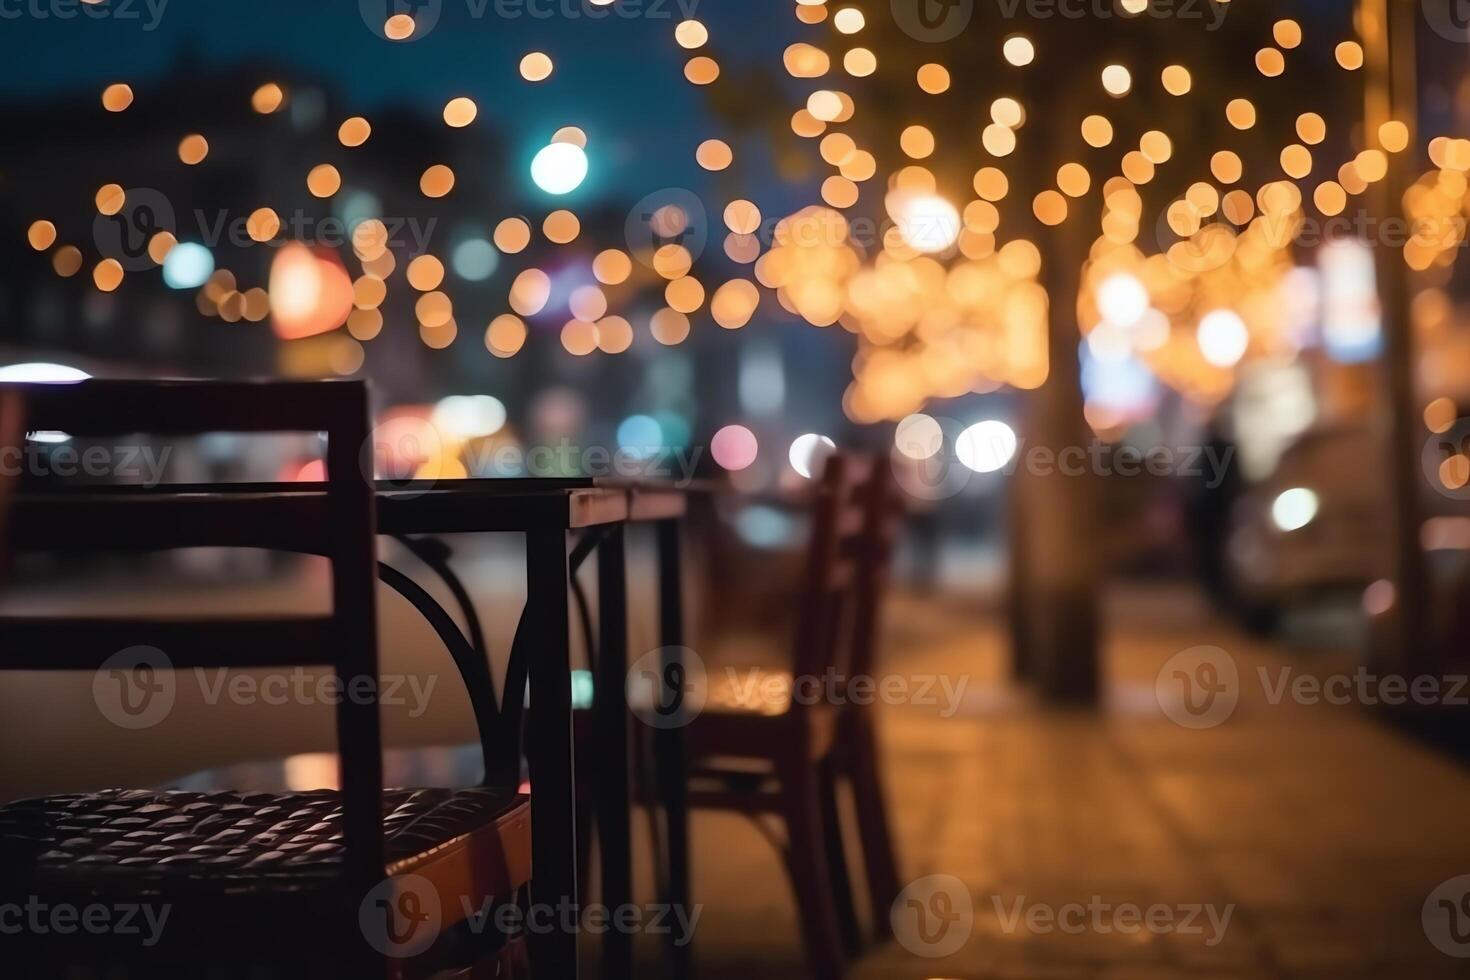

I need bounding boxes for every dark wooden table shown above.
[11,477,692,980]
[382,479,692,980]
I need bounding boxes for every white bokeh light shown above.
[1096,274,1149,327]
[956,420,1018,474]
[1196,309,1249,368]
[531,142,589,195]
[1271,487,1319,532]
[789,433,836,479]
[895,194,960,254]
[895,413,943,460]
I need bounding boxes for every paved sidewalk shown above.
[660,585,1470,979]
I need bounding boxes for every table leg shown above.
[525,529,579,979]
[655,517,693,979]
[595,525,633,980]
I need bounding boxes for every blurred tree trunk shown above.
[1010,210,1102,704]
[1364,0,1430,676]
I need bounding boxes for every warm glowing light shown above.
[251,83,285,114]
[420,164,456,198]
[101,83,133,112]
[270,243,354,340]
[917,63,950,94]
[27,220,56,251]
[486,314,528,358]
[494,218,532,254]
[95,184,125,216]
[1335,41,1364,70]
[1002,36,1035,67]
[696,139,733,171]
[443,97,478,128]
[1101,64,1132,96]
[650,308,691,345]
[338,117,372,147]
[675,19,708,49]
[178,134,209,165]
[307,164,341,198]
[521,52,554,81]
[1081,115,1113,148]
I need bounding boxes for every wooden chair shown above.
[0,379,531,979]
[830,459,903,943]
[679,453,875,980]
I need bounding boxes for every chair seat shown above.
[0,786,531,901]
[687,666,840,764]
[704,666,795,716]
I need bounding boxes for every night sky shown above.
[1,0,800,205]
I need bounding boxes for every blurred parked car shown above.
[1224,424,1389,624]
[1225,418,1470,636]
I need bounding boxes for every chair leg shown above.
[846,713,902,939]
[778,763,847,980]
[576,787,595,901]
[818,756,863,956]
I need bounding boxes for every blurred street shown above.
[670,586,1470,980]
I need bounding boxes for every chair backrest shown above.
[850,461,901,683]
[0,389,23,582]
[0,379,385,883]
[791,453,876,690]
